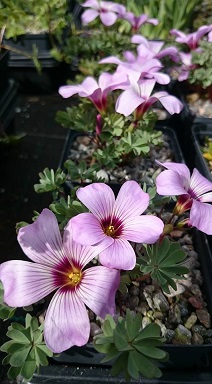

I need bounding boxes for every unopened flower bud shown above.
[162,224,174,235]
[173,195,192,215]
[176,218,191,229]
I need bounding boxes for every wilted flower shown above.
[70,181,164,270]
[0,209,120,353]
[156,162,212,235]
[81,0,126,26]
[59,72,128,113]
[115,78,183,118]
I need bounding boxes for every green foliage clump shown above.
[0,282,16,320]
[115,0,202,39]
[94,310,168,381]
[189,41,212,88]
[0,0,68,38]
[0,314,53,381]
[34,168,66,196]
[140,237,188,294]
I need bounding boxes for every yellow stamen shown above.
[105,225,115,236]
[68,270,82,286]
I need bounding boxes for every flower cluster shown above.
[170,25,212,83]
[1,1,212,382]
[1,165,212,357]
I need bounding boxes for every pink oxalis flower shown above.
[100,55,170,84]
[170,25,212,50]
[0,209,120,353]
[59,72,128,113]
[81,0,126,26]
[156,162,212,235]
[115,79,183,118]
[175,52,197,82]
[131,35,179,61]
[70,181,164,270]
[124,11,158,32]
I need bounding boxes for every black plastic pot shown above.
[191,119,212,182]
[27,229,212,384]
[0,50,10,95]
[27,122,212,383]
[5,33,56,68]
[4,34,70,93]
[59,124,185,196]
[159,80,197,171]
[0,78,18,134]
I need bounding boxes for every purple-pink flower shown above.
[0,209,120,353]
[124,11,158,32]
[170,25,212,50]
[156,162,212,235]
[131,35,179,61]
[115,79,183,118]
[100,56,170,84]
[70,181,164,270]
[175,52,197,82]
[81,0,126,26]
[58,72,128,113]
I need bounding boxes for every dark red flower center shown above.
[101,216,123,238]
[54,258,83,290]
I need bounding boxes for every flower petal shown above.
[157,46,179,60]
[149,41,164,54]
[81,9,99,25]
[99,56,123,65]
[190,200,212,235]
[81,0,99,8]
[131,34,149,46]
[77,76,99,97]
[44,289,90,353]
[78,266,120,317]
[58,84,81,99]
[123,215,164,243]
[76,183,115,220]
[17,209,65,266]
[70,212,106,245]
[99,239,136,270]
[100,11,117,26]
[153,93,183,114]
[138,79,156,98]
[195,25,212,43]
[156,170,188,196]
[63,220,111,268]
[0,261,56,307]
[149,72,170,85]
[116,88,144,116]
[156,161,191,181]
[113,180,149,221]
[190,168,212,199]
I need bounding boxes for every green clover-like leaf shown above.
[34,168,66,194]
[94,310,167,381]
[0,314,53,381]
[140,237,189,294]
